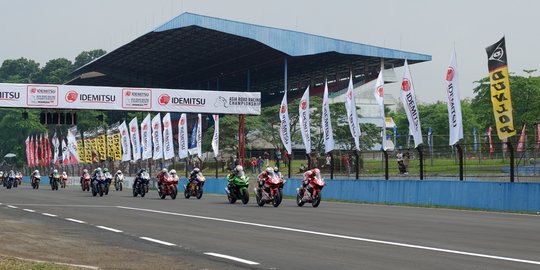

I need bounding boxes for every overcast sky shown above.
[1,0,538,103]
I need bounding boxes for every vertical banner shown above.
[536,124,540,150]
[401,60,423,148]
[502,137,508,154]
[34,134,39,167]
[446,50,464,145]
[129,117,141,161]
[189,120,197,155]
[196,114,202,157]
[162,113,175,160]
[345,75,361,151]
[374,69,387,151]
[82,131,93,163]
[427,127,433,149]
[178,113,188,159]
[473,127,478,153]
[279,91,292,154]
[141,113,152,160]
[118,121,131,161]
[106,128,114,161]
[393,125,397,150]
[109,124,122,161]
[322,80,334,153]
[212,114,219,158]
[151,113,163,160]
[67,126,80,163]
[47,133,53,165]
[76,133,84,163]
[95,128,106,161]
[61,138,69,165]
[40,134,45,166]
[516,125,526,152]
[299,86,311,154]
[488,126,494,153]
[486,37,515,140]
[25,136,30,166]
[43,133,50,165]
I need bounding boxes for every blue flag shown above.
[393,125,397,150]
[473,127,477,153]
[189,122,197,150]
[427,127,432,147]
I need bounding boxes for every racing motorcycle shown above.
[13,171,22,188]
[91,171,106,197]
[297,174,325,208]
[31,172,41,189]
[50,172,61,191]
[225,171,249,204]
[0,171,4,186]
[255,171,284,207]
[103,171,112,195]
[114,172,124,191]
[158,172,178,200]
[184,173,205,199]
[4,171,15,189]
[61,172,68,188]
[81,173,91,191]
[133,171,150,197]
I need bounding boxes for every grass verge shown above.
[0,255,90,270]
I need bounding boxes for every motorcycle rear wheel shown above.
[119,182,123,191]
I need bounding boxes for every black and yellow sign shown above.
[486,37,515,140]
[112,132,122,161]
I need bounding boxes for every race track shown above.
[1,184,539,269]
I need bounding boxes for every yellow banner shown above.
[112,132,122,161]
[84,139,92,163]
[90,138,99,163]
[488,67,515,140]
[96,134,106,161]
[107,134,114,160]
[76,140,85,163]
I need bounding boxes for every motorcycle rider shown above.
[114,170,123,184]
[169,169,179,184]
[156,168,168,191]
[226,165,244,189]
[49,169,59,185]
[31,170,40,184]
[92,167,102,179]
[103,168,111,187]
[134,168,149,189]
[188,167,203,186]
[302,168,321,189]
[80,169,89,186]
[257,167,275,189]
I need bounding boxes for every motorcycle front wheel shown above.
[171,188,177,200]
[196,186,203,199]
[272,190,282,208]
[256,190,265,207]
[296,191,305,207]
[312,192,322,208]
[241,189,249,204]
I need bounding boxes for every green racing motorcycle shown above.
[225,171,250,204]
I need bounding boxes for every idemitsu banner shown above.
[374,69,387,151]
[401,60,423,148]
[299,86,311,154]
[279,91,292,154]
[141,114,152,160]
[118,121,131,162]
[0,83,261,115]
[151,113,163,160]
[178,113,188,159]
[212,115,219,158]
[322,80,334,153]
[446,50,463,146]
[129,117,141,161]
[162,113,175,160]
[486,37,515,140]
[345,75,361,151]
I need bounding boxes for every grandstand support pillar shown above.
[456,143,464,181]
[330,151,334,180]
[214,157,218,178]
[354,150,359,180]
[238,114,245,167]
[508,141,515,182]
[383,150,389,180]
[417,145,424,180]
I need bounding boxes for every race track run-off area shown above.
[1,186,540,270]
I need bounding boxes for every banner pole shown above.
[508,141,515,182]
[383,150,389,180]
[456,143,464,181]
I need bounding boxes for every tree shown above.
[35,58,73,84]
[0,58,40,83]
[73,49,107,69]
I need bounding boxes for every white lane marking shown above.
[96,225,123,233]
[6,205,18,209]
[139,237,176,246]
[1,204,115,207]
[204,252,259,265]
[22,209,36,212]
[118,206,540,266]
[65,218,87,224]
[42,213,58,217]
[13,256,99,270]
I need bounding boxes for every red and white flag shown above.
[401,60,423,148]
[196,114,202,157]
[162,113,175,160]
[445,50,464,146]
[62,138,69,165]
[279,91,292,154]
[33,134,39,167]
[45,133,52,165]
[178,113,188,159]
[322,80,334,153]
[141,114,152,160]
[517,125,526,152]
[345,74,361,151]
[299,86,311,154]
[25,136,31,166]
[536,124,540,150]
[488,126,494,153]
[129,117,141,161]
[151,113,163,160]
[119,121,131,161]
[52,132,59,165]
[211,115,219,158]
[502,137,508,154]
[374,69,387,151]
[40,134,45,166]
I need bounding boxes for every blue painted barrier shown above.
[202,178,540,212]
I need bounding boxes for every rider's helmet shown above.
[161,168,167,173]
[273,166,279,173]
[103,168,109,173]
[312,168,321,178]
[265,167,274,175]
[95,168,102,174]
[34,170,39,174]
[62,171,67,175]
[193,168,200,174]
[170,169,177,175]
[53,169,58,174]
[116,170,122,175]
[234,165,244,173]
[138,168,146,175]
[83,169,88,173]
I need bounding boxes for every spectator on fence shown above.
[250,157,257,174]
[275,148,282,169]
[257,156,263,173]
[341,155,350,176]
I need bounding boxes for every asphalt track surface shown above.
[1,185,540,270]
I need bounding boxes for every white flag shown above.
[345,75,361,151]
[162,113,175,160]
[446,50,464,146]
[128,117,141,161]
[140,114,152,160]
[61,138,69,164]
[212,114,219,157]
[52,132,59,165]
[279,91,292,154]
[374,69,387,151]
[322,80,334,153]
[67,126,80,163]
[401,60,423,148]
[299,86,311,154]
[151,113,163,160]
[178,113,188,159]
[118,121,131,161]
[196,114,202,157]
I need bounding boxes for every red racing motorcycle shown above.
[255,171,284,207]
[158,172,178,200]
[297,173,325,207]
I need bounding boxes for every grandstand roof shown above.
[68,12,431,104]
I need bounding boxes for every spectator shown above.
[403,150,410,174]
[263,151,270,167]
[341,155,350,176]
[283,151,288,168]
[250,157,257,174]
[257,156,263,173]
[299,164,306,173]
[275,148,282,169]
[397,150,405,174]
